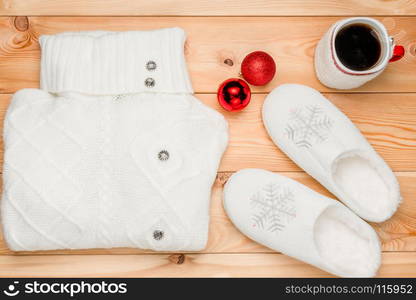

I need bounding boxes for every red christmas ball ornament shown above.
[217,78,251,112]
[241,51,276,86]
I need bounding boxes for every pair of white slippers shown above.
[223,84,401,277]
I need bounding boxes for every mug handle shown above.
[389,45,405,62]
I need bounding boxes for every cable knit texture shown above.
[1,28,228,251]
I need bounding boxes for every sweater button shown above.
[145,77,155,88]
[146,61,157,71]
[153,230,164,241]
[158,150,169,161]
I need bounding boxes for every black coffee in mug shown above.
[335,23,382,71]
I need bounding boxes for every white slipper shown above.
[223,169,381,277]
[262,84,401,222]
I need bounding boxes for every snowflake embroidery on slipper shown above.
[250,182,296,233]
[285,105,333,148]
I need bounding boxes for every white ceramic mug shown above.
[314,17,404,89]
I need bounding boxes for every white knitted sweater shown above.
[1,28,228,251]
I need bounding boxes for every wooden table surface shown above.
[0,0,415,277]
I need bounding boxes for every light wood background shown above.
[0,0,415,277]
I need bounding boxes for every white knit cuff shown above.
[39,28,194,95]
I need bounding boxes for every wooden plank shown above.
[0,17,415,93]
[215,93,416,172]
[1,0,416,16]
[1,171,415,255]
[0,92,415,172]
[0,252,415,277]
[0,92,415,253]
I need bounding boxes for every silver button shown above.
[146,61,157,71]
[145,77,155,88]
[158,150,169,161]
[153,230,164,241]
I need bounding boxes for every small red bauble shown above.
[217,78,251,112]
[241,51,276,86]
